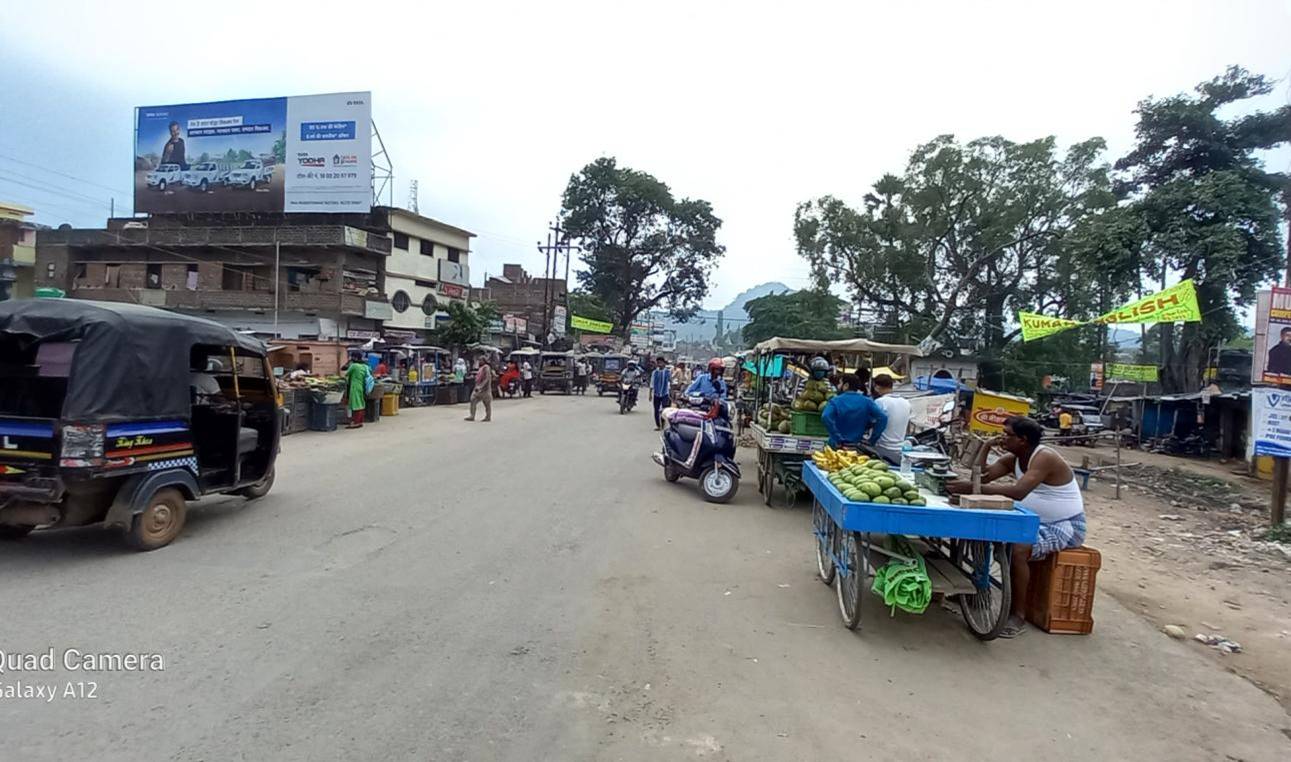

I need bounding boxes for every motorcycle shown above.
[652,396,741,503]
[618,381,638,414]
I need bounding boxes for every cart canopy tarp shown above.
[0,299,264,422]
[752,336,923,356]
[743,355,786,378]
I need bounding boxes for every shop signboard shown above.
[967,389,1032,436]
[1253,287,1291,386]
[553,305,568,336]
[910,393,957,431]
[346,329,380,340]
[134,91,372,214]
[439,283,465,299]
[1089,362,1104,391]
[438,260,469,287]
[1019,279,1202,341]
[1251,387,1291,457]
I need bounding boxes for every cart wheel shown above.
[955,540,1012,641]
[835,530,864,629]
[813,500,835,585]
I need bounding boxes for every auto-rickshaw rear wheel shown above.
[0,525,34,540]
[125,487,187,551]
[237,466,276,500]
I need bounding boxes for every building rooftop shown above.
[377,206,476,239]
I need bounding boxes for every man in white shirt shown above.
[521,361,534,398]
[871,374,911,464]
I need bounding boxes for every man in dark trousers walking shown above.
[649,356,673,430]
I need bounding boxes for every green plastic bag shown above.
[870,538,932,615]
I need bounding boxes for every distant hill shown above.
[660,282,793,343]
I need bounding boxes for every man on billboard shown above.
[1268,327,1291,376]
[160,121,188,170]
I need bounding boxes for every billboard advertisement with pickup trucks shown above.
[134,91,371,214]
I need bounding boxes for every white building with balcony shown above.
[378,207,474,342]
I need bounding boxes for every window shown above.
[186,264,199,291]
[104,264,120,288]
[146,263,162,289]
[392,290,411,313]
[421,294,438,315]
[45,263,55,279]
[74,263,87,280]
[447,248,461,263]
[286,267,320,293]
[393,233,409,250]
[414,279,436,289]
[419,239,434,256]
[222,265,252,291]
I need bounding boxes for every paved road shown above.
[2,395,1288,760]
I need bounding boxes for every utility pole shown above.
[536,218,577,345]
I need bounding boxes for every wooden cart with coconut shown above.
[748,337,923,507]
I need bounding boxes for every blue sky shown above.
[0,0,1288,308]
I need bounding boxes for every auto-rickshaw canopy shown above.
[0,299,265,422]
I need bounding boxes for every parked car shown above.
[183,162,229,192]
[145,163,184,191]
[225,159,273,190]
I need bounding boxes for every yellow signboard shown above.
[1020,280,1202,341]
[968,389,1033,436]
[570,315,613,334]
[1105,363,1159,382]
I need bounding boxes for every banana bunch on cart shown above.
[810,446,871,474]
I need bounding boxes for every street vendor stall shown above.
[377,345,446,407]
[803,451,1038,639]
[749,336,922,507]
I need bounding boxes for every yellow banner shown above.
[1105,362,1159,382]
[1020,280,1201,342]
[570,315,613,334]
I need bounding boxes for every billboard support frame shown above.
[372,120,393,208]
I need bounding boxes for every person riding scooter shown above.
[686,358,728,401]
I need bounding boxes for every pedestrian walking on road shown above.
[650,356,672,430]
[465,358,494,422]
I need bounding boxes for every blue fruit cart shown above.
[802,463,1039,640]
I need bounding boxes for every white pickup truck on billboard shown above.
[225,159,273,190]
[134,91,372,214]
[145,163,184,191]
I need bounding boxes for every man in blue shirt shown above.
[649,356,673,430]
[686,358,728,401]
[820,373,887,449]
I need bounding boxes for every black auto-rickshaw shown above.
[597,352,627,396]
[0,300,280,551]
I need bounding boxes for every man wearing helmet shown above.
[686,358,729,401]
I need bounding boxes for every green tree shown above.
[742,290,847,346]
[1114,66,1289,392]
[567,290,612,323]
[794,135,1120,352]
[560,157,726,336]
[431,301,500,349]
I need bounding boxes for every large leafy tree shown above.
[431,301,500,349]
[560,157,726,336]
[794,135,1122,353]
[742,290,847,346]
[1114,66,1289,392]
[567,290,612,323]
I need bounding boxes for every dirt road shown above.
[1,395,1287,760]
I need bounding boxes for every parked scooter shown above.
[652,396,741,503]
[618,381,638,414]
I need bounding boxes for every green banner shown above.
[1105,362,1159,382]
[570,314,613,334]
[1020,280,1202,342]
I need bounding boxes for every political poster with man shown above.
[1253,286,1291,386]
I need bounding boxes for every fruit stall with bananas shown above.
[747,336,923,507]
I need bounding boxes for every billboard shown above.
[438,260,469,287]
[1253,287,1291,386]
[134,92,371,215]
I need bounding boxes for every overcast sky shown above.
[1,0,1288,309]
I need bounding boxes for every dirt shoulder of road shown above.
[1051,442,1291,713]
